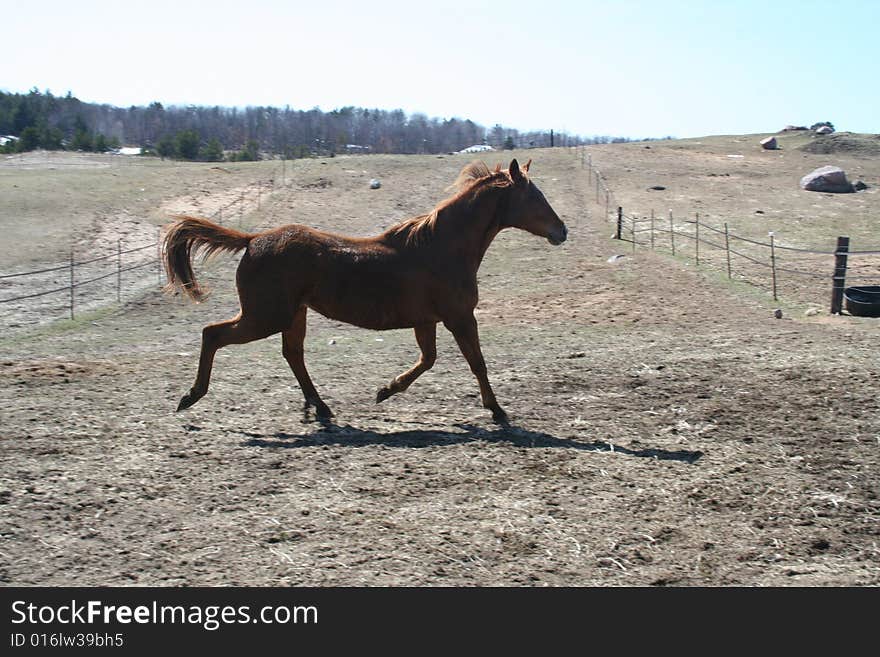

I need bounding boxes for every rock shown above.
[804,307,822,317]
[815,125,834,135]
[773,309,783,319]
[781,125,808,132]
[369,179,381,189]
[760,136,778,150]
[853,180,868,191]
[800,166,853,193]
[647,185,666,191]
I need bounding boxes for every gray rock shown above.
[760,136,778,150]
[815,125,834,135]
[800,166,853,193]
[853,180,868,191]
[369,179,381,189]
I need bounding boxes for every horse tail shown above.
[163,215,254,302]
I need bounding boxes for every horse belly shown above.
[308,271,436,330]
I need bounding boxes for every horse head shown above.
[502,159,568,245]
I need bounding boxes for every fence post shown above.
[117,239,122,304]
[604,190,609,221]
[69,249,75,320]
[769,232,778,301]
[616,207,623,240]
[695,213,700,265]
[724,222,732,279]
[830,236,850,314]
[669,210,675,256]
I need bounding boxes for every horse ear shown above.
[523,159,531,173]
[509,158,524,184]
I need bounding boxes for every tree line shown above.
[0,88,652,160]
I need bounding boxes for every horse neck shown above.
[436,183,507,269]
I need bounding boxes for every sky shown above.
[2,0,878,139]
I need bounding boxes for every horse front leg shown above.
[376,322,437,403]
[282,307,333,418]
[444,314,508,424]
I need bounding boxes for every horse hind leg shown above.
[177,314,274,411]
[282,307,333,418]
[376,323,437,403]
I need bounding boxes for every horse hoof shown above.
[177,393,196,412]
[315,403,333,419]
[491,408,509,424]
[376,387,392,404]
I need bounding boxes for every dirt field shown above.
[1,141,878,586]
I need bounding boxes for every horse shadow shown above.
[237,420,703,464]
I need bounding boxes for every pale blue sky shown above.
[2,0,877,138]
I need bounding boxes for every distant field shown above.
[588,131,880,249]
[0,152,286,269]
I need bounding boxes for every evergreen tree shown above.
[199,137,224,162]
[156,134,175,159]
[175,129,200,160]
[17,126,40,151]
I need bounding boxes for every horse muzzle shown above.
[547,225,568,245]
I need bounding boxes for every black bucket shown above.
[844,286,880,317]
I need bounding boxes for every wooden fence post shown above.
[769,232,778,301]
[724,222,732,279]
[117,239,122,304]
[69,249,75,320]
[616,207,623,240]
[830,236,850,314]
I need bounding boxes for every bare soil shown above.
[1,146,878,586]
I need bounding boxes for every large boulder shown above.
[815,125,834,135]
[800,165,853,193]
[760,136,778,150]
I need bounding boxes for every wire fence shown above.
[1,161,289,329]
[575,146,880,313]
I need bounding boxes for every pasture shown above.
[1,140,878,585]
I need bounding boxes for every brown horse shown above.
[163,158,567,423]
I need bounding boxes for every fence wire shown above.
[579,148,880,309]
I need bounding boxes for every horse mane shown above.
[384,161,511,246]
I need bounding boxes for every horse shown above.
[163,158,567,423]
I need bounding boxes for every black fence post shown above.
[830,236,850,314]
[616,207,623,240]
